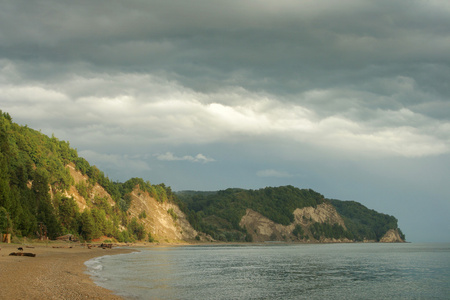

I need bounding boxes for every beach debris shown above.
[52,246,73,248]
[17,247,23,251]
[2,233,11,243]
[100,243,113,249]
[56,234,78,242]
[37,222,48,241]
[9,252,36,257]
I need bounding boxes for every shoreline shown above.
[0,242,134,299]
[0,240,410,299]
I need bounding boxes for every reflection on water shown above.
[87,243,450,299]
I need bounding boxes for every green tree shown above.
[59,196,80,233]
[292,224,304,238]
[80,210,97,241]
[128,217,146,240]
[0,206,12,234]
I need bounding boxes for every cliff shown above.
[64,165,198,243]
[65,163,116,212]
[126,186,197,242]
[380,229,405,243]
[240,203,352,242]
[177,187,406,243]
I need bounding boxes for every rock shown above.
[379,229,405,243]
[239,203,349,242]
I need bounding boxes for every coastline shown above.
[0,240,409,299]
[0,242,134,299]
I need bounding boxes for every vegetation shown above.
[0,111,173,242]
[329,199,405,241]
[0,110,404,244]
[176,188,403,242]
[176,186,326,242]
[292,224,304,239]
[309,222,352,240]
[139,210,147,219]
[167,208,178,221]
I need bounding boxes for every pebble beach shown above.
[0,243,133,299]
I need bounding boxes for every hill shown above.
[176,187,405,242]
[0,111,196,243]
[0,111,405,243]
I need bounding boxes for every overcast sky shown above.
[1,0,449,242]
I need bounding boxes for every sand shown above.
[0,242,134,299]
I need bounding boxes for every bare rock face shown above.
[64,163,197,243]
[239,209,287,242]
[127,187,198,242]
[292,203,346,229]
[240,203,348,242]
[379,229,405,243]
[65,163,115,211]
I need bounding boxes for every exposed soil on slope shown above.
[240,203,349,242]
[127,187,198,242]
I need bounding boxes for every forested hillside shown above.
[329,199,405,241]
[0,111,405,243]
[176,187,405,242]
[0,111,173,242]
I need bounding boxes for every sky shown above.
[1,0,449,242]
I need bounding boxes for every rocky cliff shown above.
[240,203,352,243]
[127,186,198,242]
[63,164,197,243]
[379,229,405,243]
[65,163,116,211]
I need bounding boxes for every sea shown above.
[85,243,450,299]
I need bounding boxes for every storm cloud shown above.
[1,0,449,242]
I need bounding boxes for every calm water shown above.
[86,243,450,299]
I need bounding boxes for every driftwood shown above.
[9,252,36,257]
[56,234,78,242]
[100,243,113,249]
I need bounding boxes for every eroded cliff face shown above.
[64,164,197,243]
[292,203,347,229]
[240,203,351,242]
[379,229,405,243]
[65,163,115,211]
[60,166,403,244]
[127,187,198,242]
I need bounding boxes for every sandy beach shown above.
[0,242,134,299]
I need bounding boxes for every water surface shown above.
[86,243,450,299]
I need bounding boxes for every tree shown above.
[59,196,80,233]
[0,206,12,234]
[80,210,97,241]
[292,224,304,238]
[128,217,146,240]
[32,168,62,239]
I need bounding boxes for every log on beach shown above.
[9,252,36,257]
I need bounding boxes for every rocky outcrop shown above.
[379,229,405,243]
[292,203,346,229]
[62,164,197,243]
[239,209,287,242]
[65,163,115,211]
[240,203,349,242]
[127,186,198,242]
